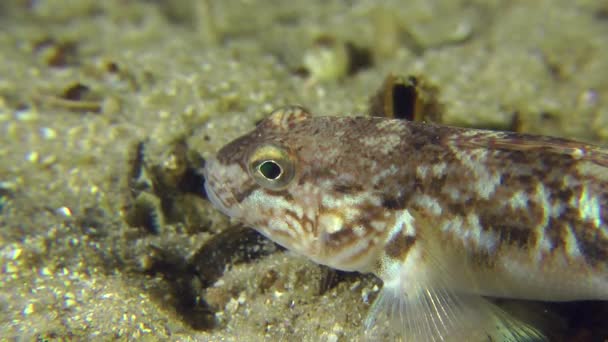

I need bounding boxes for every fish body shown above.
[204,106,608,341]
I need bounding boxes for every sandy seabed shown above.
[0,1,607,341]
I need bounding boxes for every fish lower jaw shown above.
[204,181,239,219]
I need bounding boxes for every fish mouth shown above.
[204,180,229,215]
[203,159,240,219]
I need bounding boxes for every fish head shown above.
[204,106,396,272]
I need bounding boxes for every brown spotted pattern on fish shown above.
[204,106,608,341]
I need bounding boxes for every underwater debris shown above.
[0,182,15,214]
[138,243,217,331]
[368,73,443,123]
[33,37,79,68]
[30,80,122,114]
[299,35,372,82]
[123,139,209,234]
[190,225,278,288]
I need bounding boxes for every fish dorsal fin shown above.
[262,105,313,131]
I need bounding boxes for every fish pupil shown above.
[258,160,282,180]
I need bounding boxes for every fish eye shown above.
[258,160,282,180]
[248,145,295,190]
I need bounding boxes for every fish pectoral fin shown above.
[489,302,548,342]
[364,285,546,342]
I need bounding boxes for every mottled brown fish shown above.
[204,106,608,341]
